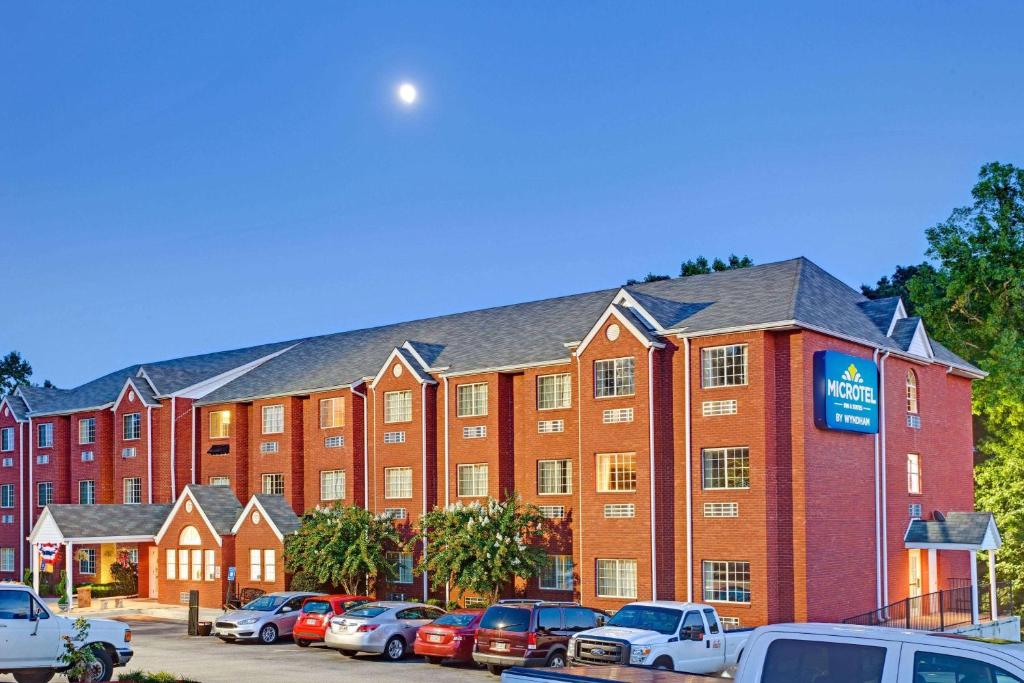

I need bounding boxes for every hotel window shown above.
[384,390,413,424]
[79,480,95,505]
[385,467,413,499]
[324,436,344,448]
[0,547,13,573]
[79,417,96,445]
[320,470,346,501]
[539,555,573,591]
[594,357,635,398]
[209,476,230,487]
[702,560,751,603]
[191,549,202,581]
[702,447,750,490]
[0,484,13,508]
[124,477,142,504]
[209,410,231,439]
[320,398,345,429]
[262,405,284,434]
[457,383,488,417]
[37,482,53,507]
[596,453,637,493]
[907,453,921,494]
[78,548,96,575]
[537,459,572,495]
[537,373,572,410]
[166,549,177,580]
[37,423,53,448]
[701,345,748,388]
[265,549,277,583]
[123,413,140,441]
[177,551,188,582]
[250,549,262,581]
[262,473,285,496]
[388,551,414,584]
[907,370,919,414]
[457,463,488,497]
[596,559,637,599]
[0,427,12,452]
[204,549,216,581]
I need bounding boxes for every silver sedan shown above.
[324,602,447,660]
[215,591,323,644]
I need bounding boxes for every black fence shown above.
[843,581,1017,632]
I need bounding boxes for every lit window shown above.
[537,373,572,410]
[79,418,96,445]
[79,480,95,505]
[384,391,413,424]
[123,413,141,441]
[264,549,276,583]
[702,560,751,603]
[907,453,921,494]
[320,470,346,501]
[537,459,572,495]
[179,525,201,545]
[596,559,637,598]
[209,410,231,439]
[209,476,230,487]
[78,548,96,575]
[0,428,12,452]
[250,549,262,582]
[177,550,188,580]
[320,398,345,429]
[907,370,919,414]
[457,463,488,497]
[388,551,413,584]
[262,405,284,434]
[596,453,637,492]
[204,549,216,581]
[701,345,748,388]
[166,549,177,580]
[37,482,53,507]
[0,547,13,572]
[262,473,285,496]
[457,383,488,417]
[123,477,142,504]
[539,555,573,591]
[191,549,202,581]
[594,358,635,398]
[37,423,53,448]
[385,467,413,499]
[702,448,750,490]
[0,484,13,508]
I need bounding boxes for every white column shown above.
[970,551,979,625]
[989,549,998,621]
[66,541,74,611]
[928,549,938,593]
[31,544,39,595]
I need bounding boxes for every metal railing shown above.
[843,586,974,631]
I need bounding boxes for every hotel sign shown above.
[813,351,879,434]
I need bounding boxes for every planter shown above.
[196,621,213,637]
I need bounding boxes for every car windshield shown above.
[344,605,388,619]
[243,596,286,612]
[480,607,530,632]
[433,613,477,627]
[607,606,683,635]
[302,600,332,614]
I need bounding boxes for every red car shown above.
[414,609,484,664]
[293,594,371,647]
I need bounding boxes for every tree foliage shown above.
[284,504,402,595]
[0,351,32,395]
[680,254,753,276]
[625,273,671,286]
[410,496,548,604]
[860,263,937,316]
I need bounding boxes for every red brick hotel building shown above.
[1,258,987,624]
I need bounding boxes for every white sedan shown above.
[324,602,447,661]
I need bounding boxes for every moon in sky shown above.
[397,83,418,105]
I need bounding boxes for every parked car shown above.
[324,601,447,661]
[473,601,607,676]
[414,609,485,664]
[0,582,133,683]
[214,591,323,644]
[567,601,751,673]
[293,594,371,647]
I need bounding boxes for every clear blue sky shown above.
[2,2,1022,388]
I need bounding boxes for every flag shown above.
[39,544,59,573]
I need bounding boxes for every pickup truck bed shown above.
[502,665,727,683]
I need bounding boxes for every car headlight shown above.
[237,618,258,625]
[568,636,577,652]
[630,646,652,664]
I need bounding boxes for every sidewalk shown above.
[45,596,223,623]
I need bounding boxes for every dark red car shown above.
[293,594,371,647]
[414,609,484,664]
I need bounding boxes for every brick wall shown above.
[0,408,25,579]
[234,507,288,594]
[155,494,233,609]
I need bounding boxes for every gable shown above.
[576,303,665,357]
[154,489,225,547]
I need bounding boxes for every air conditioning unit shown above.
[121,447,137,459]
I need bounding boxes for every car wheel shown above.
[546,651,567,668]
[259,624,279,644]
[652,656,674,671]
[487,664,504,676]
[341,649,359,657]
[383,636,406,661]
[13,671,55,683]
[296,638,311,647]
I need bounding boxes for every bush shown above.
[288,571,322,592]
[118,671,201,683]
[74,582,132,599]
[426,598,443,608]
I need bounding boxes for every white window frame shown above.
[384,467,413,499]
[78,548,97,575]
[190,548,202,581]
[0,547,13,572]
[166,549,177,580]
[384,391,413,424]
[907,370,919,414]
[262,473,285,496]
[537,459,572,495]
[701,447,750,490]
[594,357,635,398]
[123,477,142,504]
[702,560,751,604]
[264,549,276,583]
[262,405,284,435]
[320,469,346,501]
[79,480,95,505]
[457,463,488,498]
[209,410,231,439]
[250,548,262,582]
[457,383,488,418]
[539,555,573,591]
[388,551,413,584]
[596,453,637,493]
[537,373,572,410]
[37,482,53,507]
[123,413,141,441]
[78,418,96,445]
[0,427,13,452]
[0,484,13,509]
[596,558,637,599]
[908,453,922,494]
[320,398,345,429]
[204,549,216,581]
[37,423,53,448]
[209,476,230,487]
[701,344,748,388]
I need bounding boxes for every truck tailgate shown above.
[501,665,729,683]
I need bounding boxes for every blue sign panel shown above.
[813,351,879,434]
[227,566,236,582]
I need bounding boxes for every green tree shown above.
[0,351,32,395]
[860,263,937,315]
[625,272,671,286]
[410,496,548,604]
[59,616,99,682]
[284,504,402,595]
[680,254,754,276]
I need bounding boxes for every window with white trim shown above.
[385,467,412,499]
[124,477,142,504]
[209,476,230,487]
[250,548,262,582]
[457,383,488,417]
[177,549,188,580]
[209,410,231,439]
[78,548,96,575]
[909,503,923,519]
[457,463,488,497]
[0,484,13,508]
[602,408,634,423]
[320,469,346,501]
[463,425,487,439]
[539,555,573,591]
[538,459,572,495]
[190,549,202,581]
[35,454,48,465]
[596,453,637,492]
[383,431,406,444]
[537,373,572,410]
[702,447,750,490]
[264,549,276,583]
[120,447,136,459]
[0,428,12,452]
[37,482,53,507]
[702,560,751,603]
[907,370,919,414]
[262,405,284,434]
[259,441,279,454]
[907,453,921,494]
[701,345,748,388]
[79,480,95,505]
[0,547,13,572]
[537,419,564,433]
[594,358,635,398]
[79,418,96,445]
[383,507,407,520]
[165,549,177,580]
[703,502,739,518]
[388,551,413,584]
[464,596,487,607]
[37,423,53,448]
[538,505,565,519]
[320,397,345,429]
[324,435,344,448]
[262,473,285,496]
[604,503,635,518]
[384,391,413,423]
[596,558,637,598]
[204,549,216,581]
[123,414,140,441]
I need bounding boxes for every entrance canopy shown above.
[29,504,173,545]
[904,511,1001,551]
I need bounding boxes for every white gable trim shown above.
[27,507,62,544]
[0,396,27,423]
[153,486,224,547]
[612,289,663,331]
[230,497,286,542]
[111,377,161,413]
[167,344,301,400]
[369,347,435,390]
[402,342,434,371]
[14,387,32,413]
[576,304,665,357]
[886,299,909,337]
[908,320,935,359]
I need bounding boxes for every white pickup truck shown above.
[0,582,133,683]
[506,622,1024,683]
[566,601,751,674]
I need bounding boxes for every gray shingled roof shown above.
[858,297,902,335]
[125,377,161,408]
[139,340,299,396]
[187,485,243,535]
[2,394,29,422]
[889,317,922,352]
[904,512,999,548]
[44,504,173,540]
[253,494,301,536]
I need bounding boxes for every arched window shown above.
[906,370,919,414]
[178,525,201,546]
